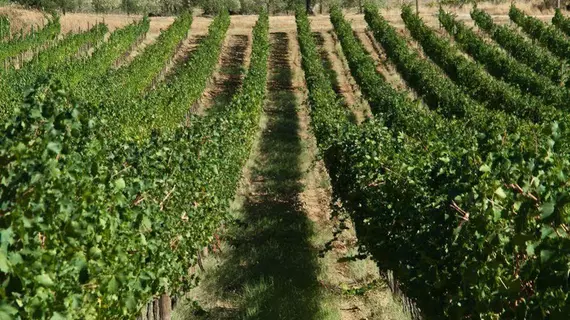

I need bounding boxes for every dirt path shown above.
[190,16,257,115]
[172,34,207,67]
[152,17,214,84]
[178,17,212,58]
[326,30,373,122]
[174,32,338,320]
[356,30,418,99]
[306,27,411,320]
[115,17,178,68]
[172,27,409,320]
[191,33,251,115]
[313,32,360,125]
[147,33,207,89]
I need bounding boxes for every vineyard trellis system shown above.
[0,4,569,319]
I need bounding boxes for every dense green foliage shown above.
[295,4,570,318]
[0,15,9,39]
[86,13,191,106]
[509,5,570,63]
[552,8,570,37]
[74,13,192,110]
[55,17,150,91]
[0,16,60,66]
[124,12,230,139]
[329,6,475,147]
[471,7,568,86]
[295,6,351,150]
[9,0,366,14]
[0,9,268,319]
[2,3,570,319]
[401,5,565,126]
[439,9,570,110]
[0,22,108,121]
[363,5,542,145]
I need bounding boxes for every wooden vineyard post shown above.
[146,301,153,320]
[438,0,441,29]
[137,294,183,320]
[153,300,159,320]
[159,294,172,320]
[171,296,178,309]
[138,305,145,320]
[416,0,419,16]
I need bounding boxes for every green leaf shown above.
[540,249,554,263]
[35,274,54,287]
[540,201,556,219]
[8,252,21,267]
[89,246,102,259]
[47,142,61,154]
[526,242,537,257]
[50,312,67,320]
[492,207,502,221]
[125,293,137,311]
[0,228,14,247]
[0,250,9,273]
[0,303,18,320]
[494,187,507,199]
[114,178,126,191]
[479,164,491,172]
[541,226,555,239]
[141,217,152,231]
[107,276,118,293]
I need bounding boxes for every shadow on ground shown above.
[209,34,250,113]
[313,31,358,125]
[174,32,336,320]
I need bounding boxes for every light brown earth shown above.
[191,16,256,115]
[0,3,561,39]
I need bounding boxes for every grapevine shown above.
[401,5,563,125]
[439,9,570,110]
[297,5,570,318]
[0,22,108,121]
[0,15,60,67]
[0,10,269,319]
[509,5,570,63]
[472,7,568,86]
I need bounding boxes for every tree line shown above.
[6,0,386,15]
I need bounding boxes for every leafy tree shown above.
[10,0,382,15]
[54,0,77,13]
[121,0,140,14]
[159,0,184,14]
[91,0,117,13]
[200,0,240,14]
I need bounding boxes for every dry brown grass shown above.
[227,15,258,35]
[0,4,174,36]
[0,2,560,37]
[192,33,251,115]
[189,17,211,36]
[59,12,140,33]
[0,5,45,34]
